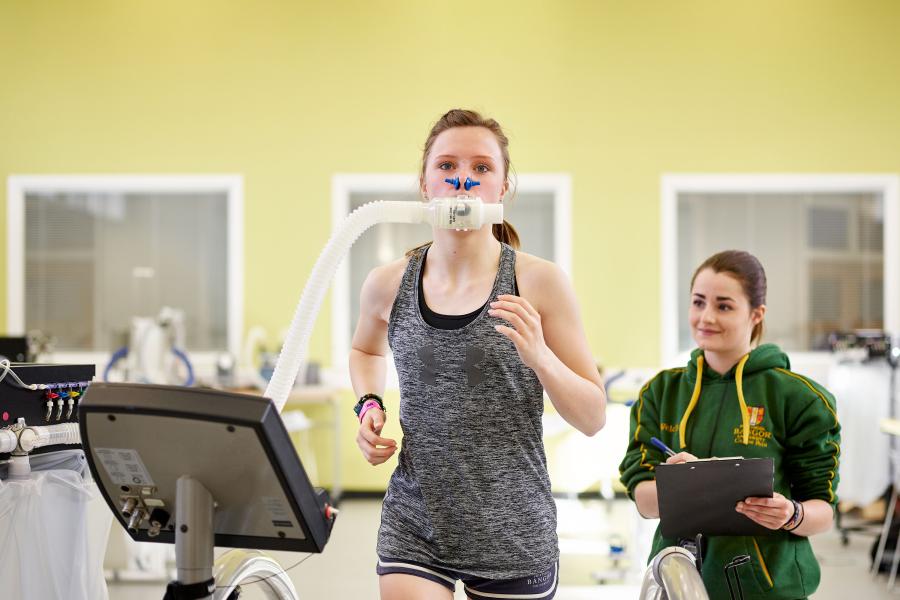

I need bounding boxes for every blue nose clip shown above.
[444,176,481,191]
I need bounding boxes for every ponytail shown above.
[492,220,520,249]
[751,321,765,345]
[405,241,432,258]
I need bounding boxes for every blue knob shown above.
[464,177,481,191]
[444,177,460,190]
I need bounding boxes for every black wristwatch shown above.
[353,393,385,417]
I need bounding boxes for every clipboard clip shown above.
[724,554,751,600]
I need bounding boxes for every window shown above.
[661,175,900,363]
[331,173,571,385]
[7,175,243,363]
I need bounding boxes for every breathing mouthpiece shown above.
[424,196,503,230]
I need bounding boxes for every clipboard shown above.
[656,457,775,537]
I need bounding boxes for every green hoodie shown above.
[619,344,841,599]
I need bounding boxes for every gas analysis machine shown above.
[80,382,337,600]
[0,361,102,600]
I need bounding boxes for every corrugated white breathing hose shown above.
[17,422,82,452]
[1,422,82,479]
[264,198,502,412]
[0,429,17,454]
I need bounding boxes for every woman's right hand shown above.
[356,409,397,465]
[665,451,698,464]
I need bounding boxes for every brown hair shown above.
[691,250,768,344]
[407,108,519,256]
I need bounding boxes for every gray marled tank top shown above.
[379,243,558,578]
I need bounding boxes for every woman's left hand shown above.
[489,294,550,371]
[736,492,794,530]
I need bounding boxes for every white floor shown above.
[106,498,897,599]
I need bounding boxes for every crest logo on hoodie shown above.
[735,406,772,447]
[746,406,765,427]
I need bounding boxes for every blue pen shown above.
[650,436,677,458]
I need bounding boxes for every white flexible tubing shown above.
[17,422,81,453]
[213,549,298,600]
[0,429,17,453]
[264,201,426,412]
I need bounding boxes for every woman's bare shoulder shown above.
[514,250,568,289]
[360,256,412,318]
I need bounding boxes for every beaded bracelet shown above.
[782,499,804,531]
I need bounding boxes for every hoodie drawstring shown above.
[735,354,751,445]
[679,355,704,449]
[679,353,753,448]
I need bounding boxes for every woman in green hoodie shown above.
[620,250,840,599]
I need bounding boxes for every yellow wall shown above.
[3,0,900,490]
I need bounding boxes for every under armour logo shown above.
[416,346,438,386]
[415,345,486,388]
[461,347,485,387]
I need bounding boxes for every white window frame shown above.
[330,173,572,388]
[6,174,244,372]
[660,174,900,368]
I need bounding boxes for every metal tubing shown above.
[876,487,899,577]
[638,564,664,600]
[890,514,900,589]
[656,552,709,600]
[175,475,216,590]
[639,546,710,600]
[121,497,138,518]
